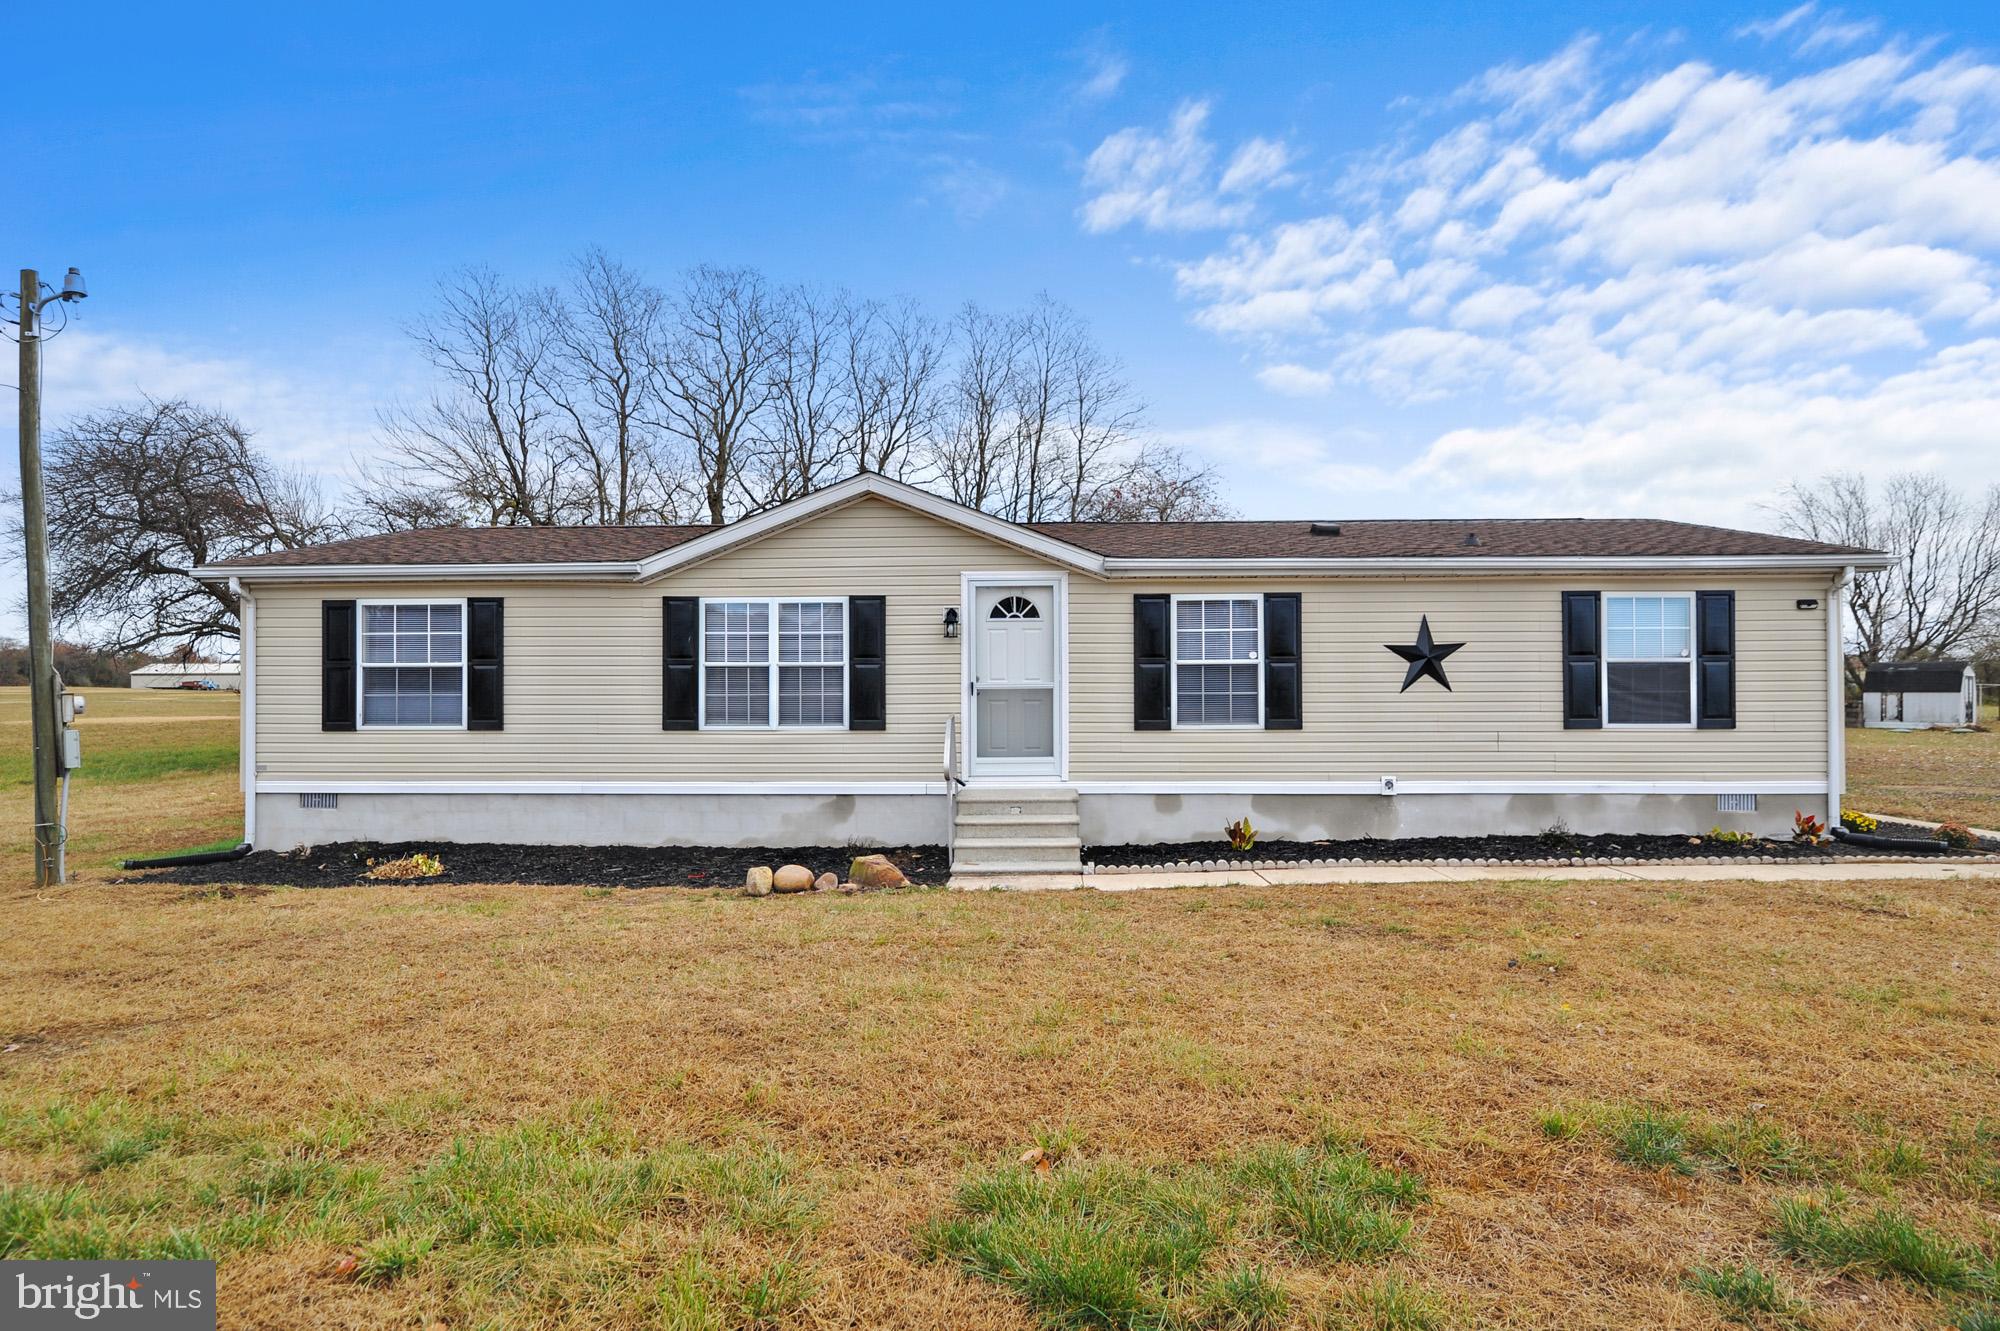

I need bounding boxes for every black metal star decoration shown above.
[1385,615,1465,692]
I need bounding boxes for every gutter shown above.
[1098,553,1899,577]
[194,560,643,584]
[232,576,257,847]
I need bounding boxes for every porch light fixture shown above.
[942,607,960,639]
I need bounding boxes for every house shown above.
[195,473,1891,871]
[1860,659,1978,729]
[129,662,242,690]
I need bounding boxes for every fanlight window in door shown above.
[989,596,1041,619]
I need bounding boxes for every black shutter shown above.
[1561,591,1601,729]
[466,597,504,730]
[1696,590,1736,729]
[662,597,699,730]
[1263,593,1302,729]
[849,596,886,730]
[1134,595,1171,730]
[321,600,356,732]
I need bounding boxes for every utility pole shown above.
[18,269,61,885]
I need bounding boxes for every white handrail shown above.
[942,714,959,863]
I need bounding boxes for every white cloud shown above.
[1091,21,2000,525]
[1077,48,1129,103]
[1254,363,1334,396]
[1080,100,1294,233]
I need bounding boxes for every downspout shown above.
[1828,565,1853,816]
[231,577,257,847]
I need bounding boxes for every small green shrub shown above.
[1938,821,1977,850]
[1536,1109,1581,1142]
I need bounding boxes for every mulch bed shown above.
[123,842,948,890]
[1087,818,1998,869]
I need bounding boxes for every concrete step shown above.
[952,836,1082,859]
[952,813,1082,840]
[955,797,1079,820]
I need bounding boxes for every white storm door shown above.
[971,584,1058,773]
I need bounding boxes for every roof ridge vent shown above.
[1310,522,1341,536]
[1463,532,1481,546]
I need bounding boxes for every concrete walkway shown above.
[948,860,2000,891]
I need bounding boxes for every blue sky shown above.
[10,0,2000,576]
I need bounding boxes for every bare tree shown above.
[1000,295,1072,522]
[1079,444,1233,522]
[647,265,787,523]
[1054,331,1145,521]
[366,268,564,528]
[1772,471,2000,689]
[536,249,686,524]
[759,285,853,504]
[928,301,1021,510]
[841,296,944,480]
[38,400,344,651]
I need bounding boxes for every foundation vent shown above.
[298,793,339,810]
[1715,794,1757,813]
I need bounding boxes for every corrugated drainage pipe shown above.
[122,843,254,870]
[1829,827,1947,854]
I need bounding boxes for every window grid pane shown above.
[704,665,770,726]
[1605,596,1692,661]
[778,665,844,726]
[359,603,465,726]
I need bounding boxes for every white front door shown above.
[970,583,1059,775]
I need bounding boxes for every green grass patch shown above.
[0,736,237,786]
[1685,1263,1806,1325]
[1772,1195,1993,1293]
[0,1092,821,1323]
[1333,1274,1455,1330]
[1561,1103,1824,1181]
[917,1134,1425,1329]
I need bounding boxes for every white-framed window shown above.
[1172,595,1261,728]
[359,599,466,729]
[700,598,847,729]
[1603,593,1695,727]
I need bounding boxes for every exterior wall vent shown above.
[1715,794,1757,813]
[298,793,339,810]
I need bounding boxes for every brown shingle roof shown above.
[1025,517,1872,560]
[207,510,1876,570]
[209,524,714,568]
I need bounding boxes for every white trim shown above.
[251,778,1826,798]
[637,474,1106,580]
[1600,592,1697,730]
[1098,553,1897,577]
[1829,565,1853,810]
[255,779,949,796]
[355,597,470,732]
[1070,780,1832,796]
[196,561,641,583]
[695,596,850,731]
[231,577,256,847]
[1169,592,1265,730]
[961,571,1070,781]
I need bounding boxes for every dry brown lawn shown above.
[1847,720,2000,831]
[4,873,1998,1329]
[3,686,1998,1329]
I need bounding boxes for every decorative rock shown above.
[848,853,909,888]
[814,872,838,891]
[772,864,815,893]
[743,866,773,897]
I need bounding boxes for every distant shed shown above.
[1860,659,1976,728]
[129,663,242,690]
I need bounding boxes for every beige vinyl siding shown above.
[1066,576,1829,783]
[253,495,1830,787]
[253,497,1053,782]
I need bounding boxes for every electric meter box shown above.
[60,729,82,773]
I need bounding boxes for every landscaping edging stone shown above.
[1083,852,1996,874]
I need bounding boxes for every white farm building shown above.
[129,663,242,690]
[1860,659,1977,729]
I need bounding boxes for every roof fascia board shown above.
[633,473,1107,580]
[194,561,643,584]
[1097,553,1897,576]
